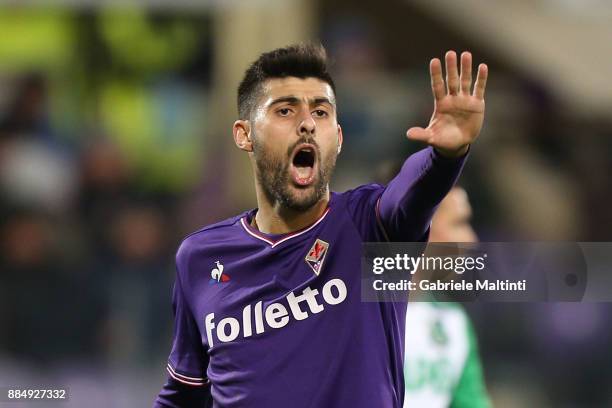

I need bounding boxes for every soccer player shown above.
[404,187,491,408]
[153,44,488,407]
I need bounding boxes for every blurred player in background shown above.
[154,43,488,407]
[404,187,491,408]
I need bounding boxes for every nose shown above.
[298,112,316,137]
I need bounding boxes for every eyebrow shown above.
[267,96,335,108]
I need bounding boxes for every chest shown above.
[187,217,363,348]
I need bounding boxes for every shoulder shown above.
[337,183,385,200]
[431,301,469,319]
[333,184,387,241]
[334,183,385,210]
[175,212,248,272]
[430,300,465,312]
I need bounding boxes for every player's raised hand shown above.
[407,51,488,158]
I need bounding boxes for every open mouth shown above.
[293,147,315,168]
[290,145,317,186]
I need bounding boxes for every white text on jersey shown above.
[204,278,347,347]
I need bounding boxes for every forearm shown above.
[378,146,468,241]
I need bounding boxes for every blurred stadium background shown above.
[0,0,611,407]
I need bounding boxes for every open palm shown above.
[407,51,488,158]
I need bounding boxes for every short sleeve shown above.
[166,274,209,385]
[153,252,211,407]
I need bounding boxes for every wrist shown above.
[434,144,470,159]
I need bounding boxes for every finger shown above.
[406,127,433,143]
[429,58,445,101]
[459,51,472,94]
[473,63,488,99]
[445,50,459,95]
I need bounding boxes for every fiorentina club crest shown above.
[305,239,329,276]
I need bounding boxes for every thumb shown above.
[406,127,433,143]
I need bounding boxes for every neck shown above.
[253,187,330,235]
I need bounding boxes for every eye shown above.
[277,108,292,116]
[313,109,328,118]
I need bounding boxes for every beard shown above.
[252,137,337,212]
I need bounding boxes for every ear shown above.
[233,120,253,152]
[337,124,344,154]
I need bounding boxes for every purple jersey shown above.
[154,147,466,408]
